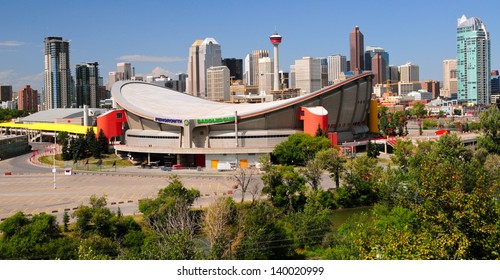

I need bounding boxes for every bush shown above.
[422,119,437,129]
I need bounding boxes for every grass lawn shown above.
[39,153,133,171]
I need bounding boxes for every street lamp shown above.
[53,131,57,189]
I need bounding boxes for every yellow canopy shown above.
[0,122,96,135]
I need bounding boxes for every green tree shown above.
[410,102,427,119]
[337,155,382,208]
[316,148,346,189]
[273,133,331,166]
[95,129,109,158]
[261,165,307,212]
[63,211,70,232]
[203,197,237,259]
[320,211,372,260]
[315,124,325,137]
[290,190,334,249]
[71,134,87,161]
[57,131,69,145]
[258,153,273,173]
[0,212,77,259]
[235,202,291,259]
[85,128,98,158]
[390,138,415,172]
[378,106,389,136]
[72,195,115,238]
[138,175,201,260]
[406,135,499,259]
[371,134,499,259]
[300,157,324,190]
[77,235,117,260]
[0,108,30,122]
[61,137,72,161]
[366,139,380,158]
[321,133,500,260]
[377,165,415,209]
[477,106,500,154]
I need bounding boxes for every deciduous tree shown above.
[203,197,237,259]
[235,202,291,260]
[316,148,346,189]
[138,174,201,260]
[273,133,331,166]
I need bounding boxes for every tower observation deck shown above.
[270,32,282,91]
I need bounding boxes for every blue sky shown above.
[0,0,498,91]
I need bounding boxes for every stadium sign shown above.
[196,116,235,124]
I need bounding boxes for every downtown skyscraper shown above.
[18,85,38,112]
[243,50,269,86]
[44,36,72,109]
[442,59,458,98]
[187,38,222,97]
[327,55,347,85]
[365,46,389,84]
[75,62,100,108]
[294,57,321,94]
[349,26,364,74]
[457,15,491,105]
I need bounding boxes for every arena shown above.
[105,73,374,168]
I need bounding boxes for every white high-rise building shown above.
[442,59,458,98]
[108,63,132,91]
[289,65,296,89]
[258,57,273,95]
[207,66,230,101]
[398,62,419,83]
[243,50,269,87]
[187,38,222,97]
[243,54,252,85]
[327,55,347,85]
[117,62,132,80]
[294,57,321,94]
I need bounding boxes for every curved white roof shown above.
[111,73,372,122]
[112,81,304,120]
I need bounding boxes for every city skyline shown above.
[1,0,499,92]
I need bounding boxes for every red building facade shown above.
[18,85,38,111]
[96,109,127,143]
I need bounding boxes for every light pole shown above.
[53,131,57,189]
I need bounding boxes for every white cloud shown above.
[117,55,185,63]
[0,41,24,47]
[134,67,178,79]
[151,66,176,77]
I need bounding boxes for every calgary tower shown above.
[269,31,282,91]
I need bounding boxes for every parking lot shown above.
[0,169,244,222]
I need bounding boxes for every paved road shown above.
[0,142,336,222]
[0,172,240,222]
[0,142,53,175]
[0,143,256,221]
